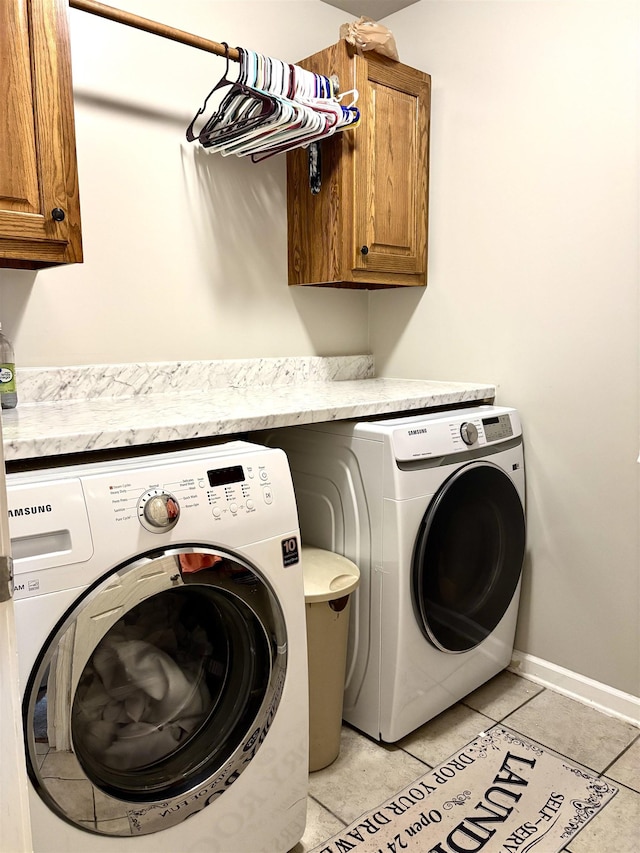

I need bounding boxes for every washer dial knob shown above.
[460,422,478,445]
[138,490,180,532]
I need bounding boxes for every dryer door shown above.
[412,461,525,653]
[22,547,286,836]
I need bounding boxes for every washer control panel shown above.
[6,441,299,599]
[206,461,273,520]
[105,457,278,530]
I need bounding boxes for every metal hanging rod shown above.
[69,0,241,61]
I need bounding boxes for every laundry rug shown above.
[311,726,618,853]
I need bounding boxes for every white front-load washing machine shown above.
[7,440,307,853]
[261,405,526,743]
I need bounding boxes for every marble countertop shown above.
[2,357,495,462]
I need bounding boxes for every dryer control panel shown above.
[481,413,515,443]
[378,406,521,461]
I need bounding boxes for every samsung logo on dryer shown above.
[407,428,428,436]
[8,504,52,517]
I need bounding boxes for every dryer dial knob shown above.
[460,422,478,445]
[138,490,180,532]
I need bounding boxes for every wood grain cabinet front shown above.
[0,0,82,269]
[287,41,430,289]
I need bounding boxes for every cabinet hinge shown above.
[0,554,14,602]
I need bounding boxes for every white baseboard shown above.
[509,650,640,728]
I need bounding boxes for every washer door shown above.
[412,462,525,653]
[23,547,286,836]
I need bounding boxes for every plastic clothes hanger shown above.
[186,46,360,161]
[198,49,296,154]
[236,60,340,159]
[200,50,285,149]
[217,51,321,157]
[186,45,277,147]
[248,69,360,162]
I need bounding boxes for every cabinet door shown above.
[286,42,430,289]
[0,0,82,269]
[352,56,430,284]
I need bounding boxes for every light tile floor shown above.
[292,671,640,853]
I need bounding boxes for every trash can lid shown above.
[301,546,360,603]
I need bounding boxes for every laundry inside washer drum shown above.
[70,582,270,800]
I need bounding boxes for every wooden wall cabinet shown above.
[0,0,82,270]
[287,41,430,289]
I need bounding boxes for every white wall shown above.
[0,0,368,366]
[373,0,640,697]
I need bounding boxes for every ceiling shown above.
[320,0,420,20]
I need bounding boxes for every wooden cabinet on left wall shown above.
[0,0,82,269]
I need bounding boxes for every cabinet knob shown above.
[360,245,369,256]
[51,208,66,222]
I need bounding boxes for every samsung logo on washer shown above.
[8,504,52,517]
[407,428,428,436]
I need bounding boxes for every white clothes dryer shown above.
[7,441,307,853]
[261,405,525,743]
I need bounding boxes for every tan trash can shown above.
[302,546,360,772]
